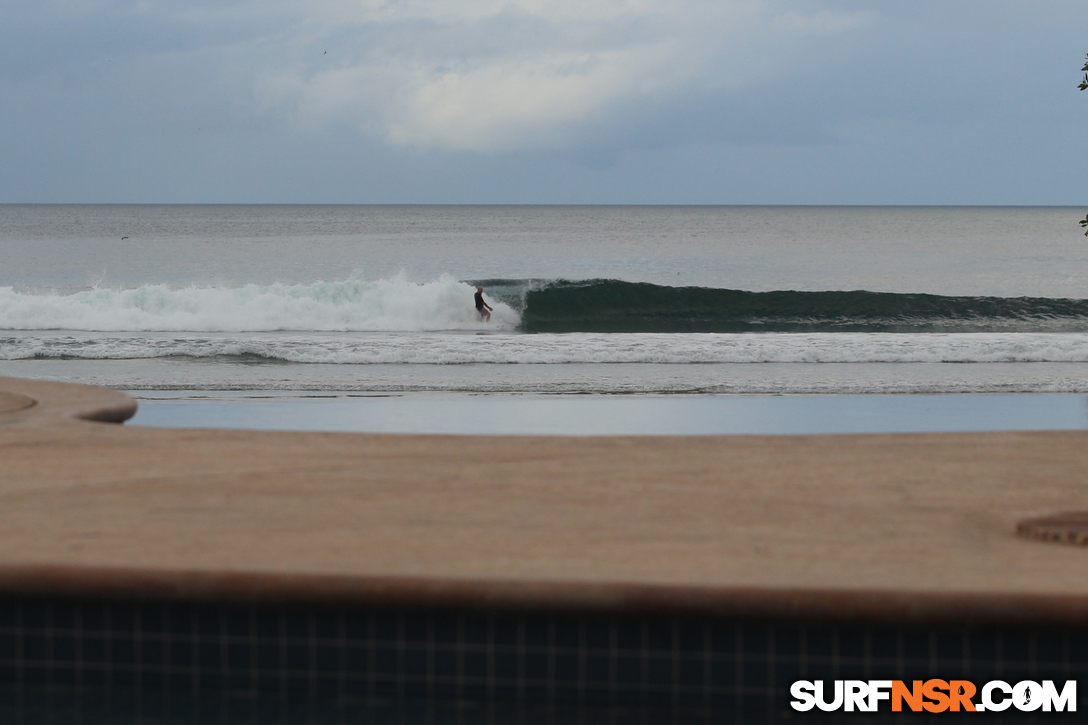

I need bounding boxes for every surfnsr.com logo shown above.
[790,679,1076,713]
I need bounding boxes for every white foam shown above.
[8,331,1088,365]
[0,277,519,332]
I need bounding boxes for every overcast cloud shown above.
[1,0,1085,203]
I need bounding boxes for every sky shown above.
[1,0,1086,205]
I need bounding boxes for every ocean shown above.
[4,204,1088,434]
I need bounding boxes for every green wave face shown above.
[489,279,1088,333]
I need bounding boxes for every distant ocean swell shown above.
[4,277,1088,334]
[8,333,1088,365]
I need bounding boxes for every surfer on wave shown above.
[474,286,493,322]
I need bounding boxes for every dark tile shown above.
[901,630,932,666]
[0,602,18,629]
[1069,632,1088,666]
[554,653,580,683]
[866,660,898,681]
[403,646,427,677]
[140,669,166,691]
[708,623,737,656]
[742,659,769,690]
[168,670,198,697]
[314,676,339,700]
[22,634,46,661]
[1036,631,1066,665]
[709,653,735,687]
[51,666,77,687]
[402,615,429,645]
[463,615,489,645]
[431,614,458,644]
[284,610,310,640]
[139,604,168,636]
[227,641,252,670]
[82,667,106,688]
[22,603,47,629]
[523,652,548,680]
[616,655,642,687]
[315,642,341,674]
[616,621,643,652]
[585,654,610,684]
[523,621,550,648]
[372,614,399,642]
[585,620,611,651]
[645,656,673,688]
[774,628,802,660]
[285,643,309,672]
[494,651,517,681]
[463,650,487,679]
[431,647,456,679]
[0,633,17,659]
[433,678,458,700]
[553,619,580,649]
[53,634,77,663]
[197,640,223,669]
[522,683,548,702]
[805,628,835,659]
[314,611,340,640]
[253,609,281,639]
[169,639,196,669]
[225,695,257,723]
[81,602,108,632]
[646,622,673,653]
[1001,632,1031,665]
[779,657,805,687]
[254,641,280,671]
[344,611,370,641]
[869,629,899,662]
[970,629,998,664]
[51,601,78,630]
[936,631,966,664]
[374,646,398,675]
[678,656,706,689]
[493,616,519,647]
[196,609,221,638]
[344,644,370,675]
[224,608,251,638]
[837,629,865,661]
[680,622,708,655]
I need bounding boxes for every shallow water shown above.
[129,392,1088,436]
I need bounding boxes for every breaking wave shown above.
[4,277,1088,334]
[0,277,518,332]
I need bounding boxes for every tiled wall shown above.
[1,595,1084,723]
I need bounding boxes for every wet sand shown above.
[3,375,1088,623]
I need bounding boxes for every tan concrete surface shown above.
[0,391,34,415]
[2,376,1088,618]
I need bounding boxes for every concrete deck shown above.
[2,376,1088,624]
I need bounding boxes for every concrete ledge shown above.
[3,376,1088,627]
[0,376,136,426]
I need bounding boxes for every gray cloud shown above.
[2,0,1086,203]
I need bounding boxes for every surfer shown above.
[474,286,492,322]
